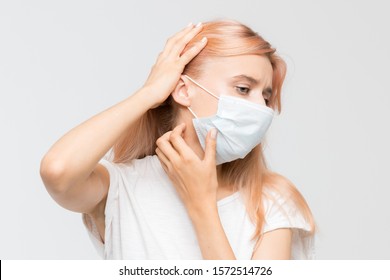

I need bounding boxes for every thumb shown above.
[204,128,217,163]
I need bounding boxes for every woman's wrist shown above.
[133,85,162,110]
[187,199,218,221]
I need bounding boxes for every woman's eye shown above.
[263,92,272,103]
[235,86,250,95]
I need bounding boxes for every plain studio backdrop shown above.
[0,0,389,259]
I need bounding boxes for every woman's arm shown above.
[251,228,292,259]
[40,23,208,211]
[40,88,155,193]
[188,204,236,259]
[40,88,156,214]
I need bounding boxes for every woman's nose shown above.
[250,91,267,105]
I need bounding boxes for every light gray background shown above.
[1,0,389,259]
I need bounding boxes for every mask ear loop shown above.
[184,75,219,119]
[183,75,220,100]
[187,106,198,118]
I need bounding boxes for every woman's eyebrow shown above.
[230,75,260,85]
[230,75,273,93]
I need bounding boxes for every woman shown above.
[40,20,316,260]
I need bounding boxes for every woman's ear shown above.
[171,75,192,107]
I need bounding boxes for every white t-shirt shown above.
[81,155,315,259]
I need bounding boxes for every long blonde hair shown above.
[111,19,315,249]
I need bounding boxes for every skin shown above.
[40,22,292,260]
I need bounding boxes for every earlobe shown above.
[171,77,192,107]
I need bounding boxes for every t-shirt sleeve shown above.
[262,190,316,259]
[81,156,123,259]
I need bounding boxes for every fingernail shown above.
[187,22,193,27]
[201,37,207,43]
[210,128,217,139]
[195,22,202,27]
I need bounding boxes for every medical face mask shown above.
[184,75,274,165]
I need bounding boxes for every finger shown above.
[169,23,204,57]
[179,37,208,65]
[204,128,217,164]
[155,147,171,171]
[156,132,181,165]
[169,123,196,158]
[163,23,196,56]
[156,147,183,188]
[159,158,170,175]
[155,23,194,64]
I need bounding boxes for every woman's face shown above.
[170,54,274,160]
[186,54,274,118]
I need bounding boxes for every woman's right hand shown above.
[143,22,208,108]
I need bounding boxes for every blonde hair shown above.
[112,19,315,251]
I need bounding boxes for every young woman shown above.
[40,20,316,260]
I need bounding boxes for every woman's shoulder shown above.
[261,174,316,259]
[261,173,314,234]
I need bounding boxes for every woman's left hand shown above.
[155,123,218,214]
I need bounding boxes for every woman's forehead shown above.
[200,55,273,85]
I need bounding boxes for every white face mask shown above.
[184,75,274,165]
